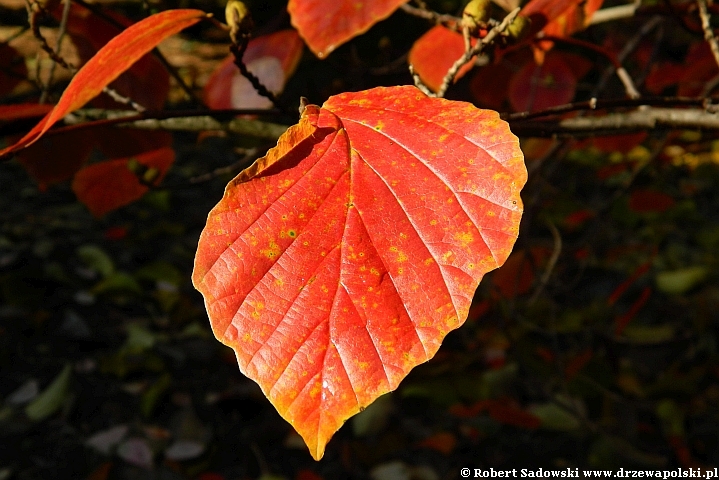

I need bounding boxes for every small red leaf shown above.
[72,147,175,217]
[193,86,526,459]
[629,189,675,213]
[508,51,583,112]
[408,26,473,93]
[17,130,95,188]
[204,30,304,109]
[288,0,407,58]
[0,9,206,159]
[520,0,604,62]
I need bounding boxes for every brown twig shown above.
[69,0,205,107]
[26,0,146,111]
[697,0,719,70]
[413,7,520,98]
[399,3,461,30]
[510,106,719,137]
[540,35,640,99]
[39,0,70,104]
[502,95,719,121]
[528,219,562,306]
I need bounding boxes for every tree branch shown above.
[697,0,719,70]
[509,107,719,137]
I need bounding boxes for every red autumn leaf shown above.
[520,0,604,63]
[489,247,550,299]
[508,51,590,112]
[417,431,457,454]
[408,25,474,93]
[192,85,526,460]
[646,42,718,97]
[0,104,54,122]
[204,30,304,109]
[0,9,207,160]
[629,189,676,213]
[55,4,171,111]
[72,147,175,217]
[288,0,407,58]
[0,43,26,97]
[16,131,95,188]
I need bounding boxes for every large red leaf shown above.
[192,86,526,459]
[288,0,407,58]
[0,9,207,160]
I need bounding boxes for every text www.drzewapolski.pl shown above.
[460,468,719,479]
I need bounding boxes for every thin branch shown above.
[187,147,260,184]
[416,7,520,98]
[40,0,70,104]
[697,0,719,70]
[592,15,663,96]
[502,95,718,122]
[590,1,640,25]
[528,220,562,306]
[399,3,461,29]
[541,35,640,98]
[510,106,719,137]
[26,0,146,111]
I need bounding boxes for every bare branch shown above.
[40,0,70,103]
[420,7,520,98]
[590,0,640,25]
[697,0,719,70]
[510,107,719,137]
[399,3,461,29]
[26,0,146,111]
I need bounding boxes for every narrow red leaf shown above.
[56,3,171,111]
[72,147,175,217]
[193,86,526,460]
[0,104,54,122]
[614,287,652,337]
[0,9,206,160]
[408,26,474,93]
[288,0,407,58]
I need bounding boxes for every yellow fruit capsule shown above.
[462,0,491,34]
[225,0,253,37]
[506,15,531,42]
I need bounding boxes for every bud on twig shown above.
[225,0,253,45]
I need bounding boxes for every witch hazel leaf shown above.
[72,147,175,217]
[408,26,474,93]
[193,85,526,460]
[204,30,304,110]
[0,9,207,160]
[288,0,407,58]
